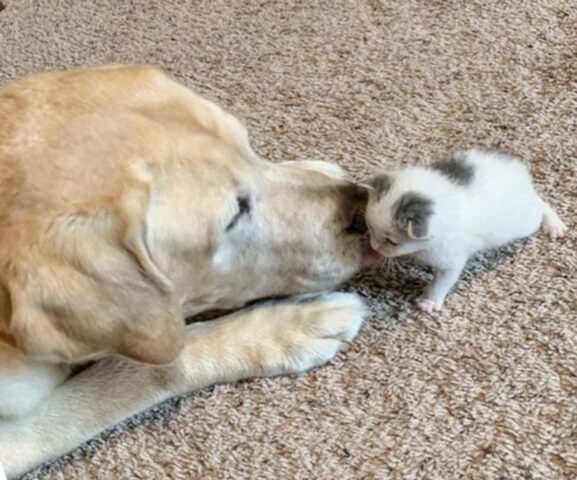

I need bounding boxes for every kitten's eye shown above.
[384,237,398,246]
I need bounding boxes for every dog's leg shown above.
[0,292,367,478]
[0,349,70,419]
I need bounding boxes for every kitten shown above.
[363,148,567,313]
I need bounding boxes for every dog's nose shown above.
[343,184,369,234]
[345,208,368,234]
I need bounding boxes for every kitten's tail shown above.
[540,198,568,240]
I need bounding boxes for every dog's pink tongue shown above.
[362,246,381,267]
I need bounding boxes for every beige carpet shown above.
[1,0,576,478]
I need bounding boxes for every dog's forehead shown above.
[1,65,260,205]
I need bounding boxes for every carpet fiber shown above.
[1,0,576,478]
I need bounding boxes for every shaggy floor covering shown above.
[1,0,576,478]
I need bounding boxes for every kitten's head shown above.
[362,172,435,258]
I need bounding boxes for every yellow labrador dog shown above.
[0,65,372,477]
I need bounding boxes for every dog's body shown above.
[0,65,370,478]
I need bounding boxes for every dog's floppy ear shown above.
[5,174,184,365]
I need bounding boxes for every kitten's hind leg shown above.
[540,198,567,240]
[418,263,465,313]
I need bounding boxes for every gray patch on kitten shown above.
[393,192,434,238]
[431,152,475,186]
[366,173,393,199]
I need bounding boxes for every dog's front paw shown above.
[254,292,368,376]
[417,296,443,313]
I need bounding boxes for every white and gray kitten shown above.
[363,148,567,313]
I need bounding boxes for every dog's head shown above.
[0,65,370,365]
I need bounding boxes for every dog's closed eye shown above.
[226,195,251,231]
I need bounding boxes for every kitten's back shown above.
[440,148,543,245]
[432,148,530,188]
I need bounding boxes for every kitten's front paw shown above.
[544,217,568,240]
[417,297,443,313]
[543,206,568,240]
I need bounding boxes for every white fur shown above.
[0,362,70,418]
[366,148,567,312]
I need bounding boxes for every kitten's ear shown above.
[394,192,434,240]
[407,219,430,240]
[358,173,392,199]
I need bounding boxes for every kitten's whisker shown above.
[377,257,389,275]
[379,257,393,276]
